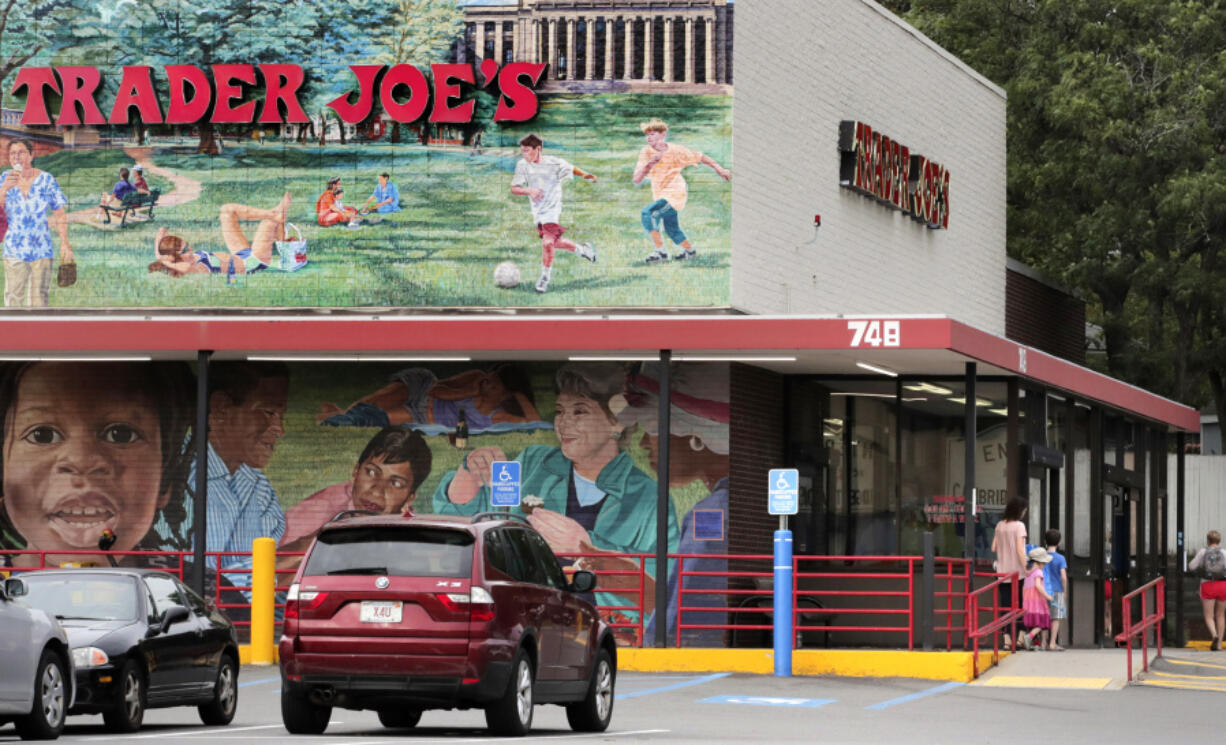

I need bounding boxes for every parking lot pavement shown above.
[2,664,1223,745]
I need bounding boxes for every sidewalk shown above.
[972,648,1131,690]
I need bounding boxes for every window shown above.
[504,529,548,585]
[485,529,512,578]
[144,574,186,617]
[19,575,138,622]
[304,527,474,578]
[525,531,569,590]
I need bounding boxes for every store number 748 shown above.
[847,320,901,347]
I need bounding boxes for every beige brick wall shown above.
[730,0,1007,333]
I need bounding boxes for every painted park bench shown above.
[100,187,161,226]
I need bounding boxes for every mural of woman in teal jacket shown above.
[433,363,678,631]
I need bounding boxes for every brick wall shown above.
[728,363,785,557]
[731,0,1007,333]
[1005,264,1086,365]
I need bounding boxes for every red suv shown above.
[279,511,616,736]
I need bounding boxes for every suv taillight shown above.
[284,583,328,620]
[436,586,495,622]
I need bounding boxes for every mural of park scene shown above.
[0,359,730,644]
[0,0,732,309]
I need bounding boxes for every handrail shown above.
[1114,576,1165,682]
[967,573,1022,677]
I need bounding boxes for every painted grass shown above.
[265,362,711,516]
[40,94,732,308]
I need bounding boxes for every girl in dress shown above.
[1019,547,1054,650]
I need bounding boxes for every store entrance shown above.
[1100,467,1143,646]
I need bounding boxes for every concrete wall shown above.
[730,0,1007,332]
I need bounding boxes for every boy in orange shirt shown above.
[632,118,731,263]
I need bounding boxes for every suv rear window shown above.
[304,527,474,578]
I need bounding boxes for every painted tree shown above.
[0,0,109,110]
[368,0,464,143]
[900,0,1226,424]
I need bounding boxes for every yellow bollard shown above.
[250,537,277,665]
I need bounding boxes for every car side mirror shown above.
[161,604,190,629]
[570,570,597,594]
[4,577,26,598]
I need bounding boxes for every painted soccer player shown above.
[510,133,597,293]
[633,118,731,263]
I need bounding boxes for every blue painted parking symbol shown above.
[699,695,835,708]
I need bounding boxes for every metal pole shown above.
[773,523,793,676]
[922,531,935,651]
[655,350,671,648]
[963,363,977,561]
[1176,432,1186,648]
[191,350,212,597]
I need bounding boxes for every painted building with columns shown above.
[458,0,733,92]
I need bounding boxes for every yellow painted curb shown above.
[239,644,279,666]
[977,675,1111,690]
[618,649,982,682]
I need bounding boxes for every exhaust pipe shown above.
[308,687,335,706]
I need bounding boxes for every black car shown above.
[11,568,239,732]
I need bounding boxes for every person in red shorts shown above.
[1190,529,1226,650]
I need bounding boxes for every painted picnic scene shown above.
[0,0,732,309]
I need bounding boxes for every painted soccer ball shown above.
[494,261,521,288]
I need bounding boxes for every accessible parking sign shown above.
[768,468,799,515]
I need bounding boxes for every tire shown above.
[377,708,422,728]
[280,686,330,735]
[102,660,145,733]
[484,648,534,736]
[14,650,67,741]
[566,648,615,732]
[198,656,238,725]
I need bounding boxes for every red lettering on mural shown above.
[165,65,212,124]
[429,64,475,123]
[109,66,163,125]
[210,64,257,123]
[327,65,384,124]
[494,62,546,122]
[379,64,430,123]
[55,66,106,125]
[258,64,308,124]
[11,68,60,125]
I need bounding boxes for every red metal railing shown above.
[793,555,918,649]
[673,552,773,647]
[967,573,1022,677]
[934,558,973,649]
[556,551,649,646]
[1115,576,1165,682]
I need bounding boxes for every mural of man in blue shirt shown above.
[363,173,401,214]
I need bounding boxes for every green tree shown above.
[900,0,1226,424]
[0,0,110,110]
[369,0,463,143]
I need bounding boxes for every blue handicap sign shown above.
[699,695,834,708]
[768,468,799,515]
[490,461,521,507]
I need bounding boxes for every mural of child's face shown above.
[554,392,619,465]
[2,363,166,554]
[645,130,667,149]
[521,144,542,163]
[351,454,415,514]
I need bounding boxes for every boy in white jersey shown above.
[510,133,598,293]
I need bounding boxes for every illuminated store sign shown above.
[838,120,950,229]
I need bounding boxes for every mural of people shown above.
[318,364,541,430]
[1,138,72,307]
[620,363,730,645]
[0,361,195,567]
[361,173,401,214]
[278,427,433,570]
[433,362,678,628]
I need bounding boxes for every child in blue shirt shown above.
[1043,529,1068,650]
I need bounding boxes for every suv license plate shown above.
[360,601,402,623]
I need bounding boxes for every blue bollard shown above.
[773,529,793,676]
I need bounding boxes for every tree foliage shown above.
[899,0,1226,426]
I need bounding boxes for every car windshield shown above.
[20,575,138,621]
[304,527,474,578]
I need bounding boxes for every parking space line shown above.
[865,681,964,710]
[320,727,670,744]
[239,676,282,687]
[616,672,730,700]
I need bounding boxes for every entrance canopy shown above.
[0,314,1197,431]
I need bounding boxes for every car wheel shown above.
[566,648,615,732]
[198,656,238,725]
[377,708,422,728]
[484,647,534,736]
[14,650,67,740]
[280,686,330,735]
[102,660,145,733]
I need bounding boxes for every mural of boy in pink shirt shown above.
[279,427,432,567]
